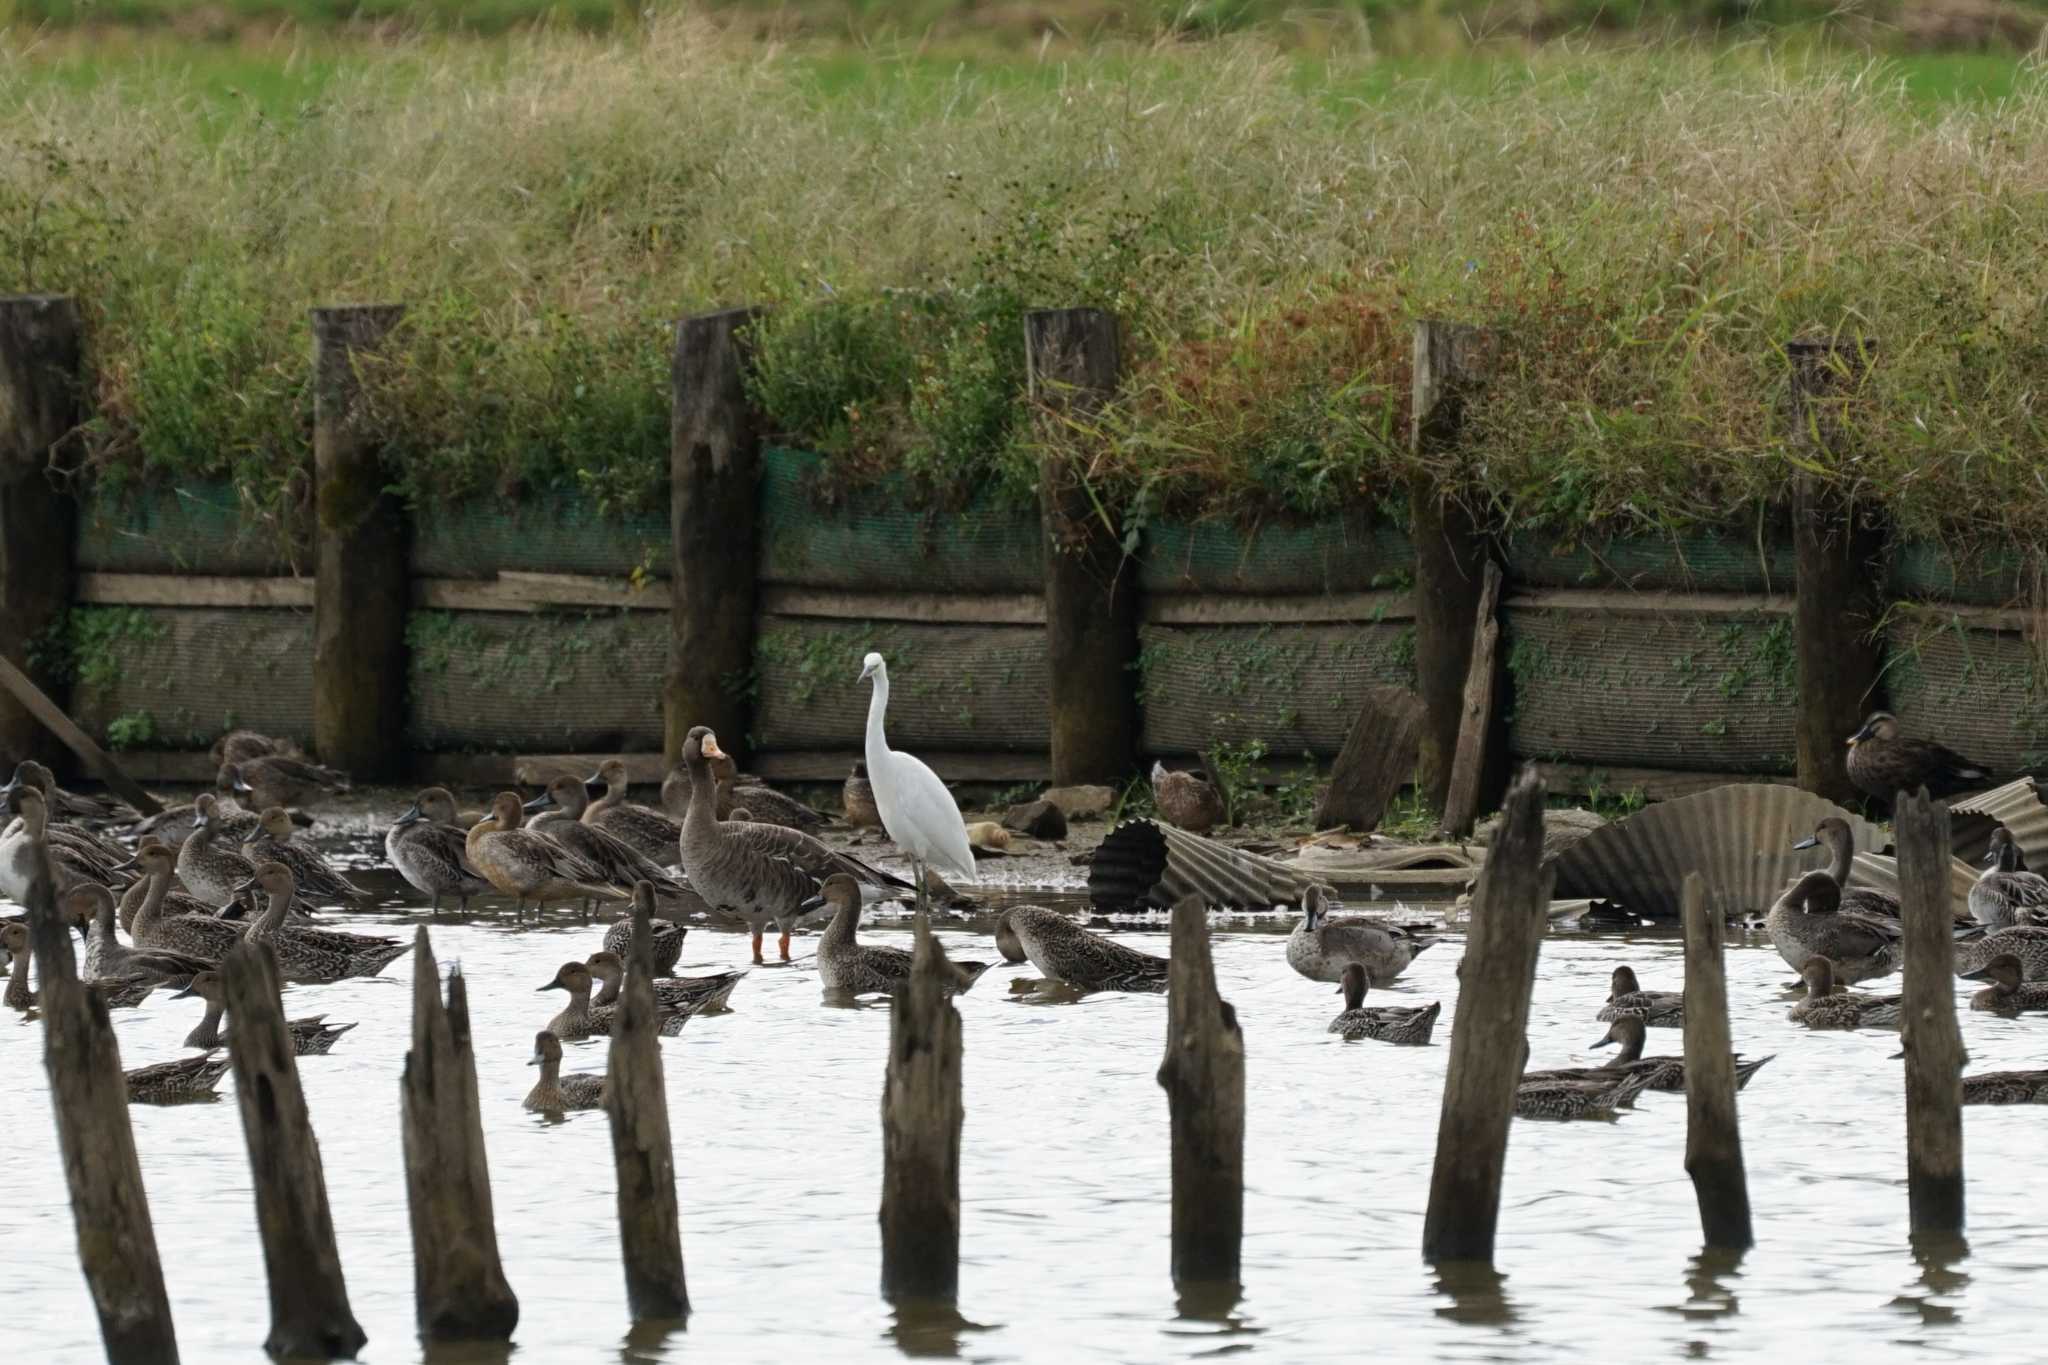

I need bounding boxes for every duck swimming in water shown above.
[1326,963,1439,1044]
[525,1030,604,1112]
[171,969,356,1055]
[1788,956,1902,1029]
[1003,904,1167,993]
[1766,867,1900,985]
[1962,953,2048,1015]
[1970,828,2048,929]
[1287,883,1436,988]
[1523,1016,1772,1092]
[802,873,988,997]
[1596,964,1683,1027]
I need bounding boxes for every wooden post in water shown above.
[1895,787,1966,1235]
[401,929,519,1341]
[1680,871,1752,1251]
[1155,893,1244,1286]
[220,938,366,1359]
[1422,767,1549,1264]
[0,295,82,765]
[312,303,408,781]
[665,306,762,767]
[1788,336,1884,806]
[605,895,689,1320]
[879,912,964,1303]
[1410,320,1498,812]
[1027,307,1137,787]
[24,817,180,1364]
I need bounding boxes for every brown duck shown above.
[1846,711,1990,803]
[1150,761,1225,833]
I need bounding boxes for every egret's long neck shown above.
[864,669,892,771]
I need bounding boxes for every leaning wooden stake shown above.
[25,817,179,1364]
[1423,767,1549,1264]
[0,653,159,814]
[220,938,366,1360]
[402,929,519,1341]
[1680,871,1752,1251]
[1440,559,1505,837]
[1156,893,1245,1287]
[880,912,964,1303]
[1896,787,1966,1235]
[605,895,689,1320]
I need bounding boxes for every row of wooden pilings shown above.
[1,294,1881,820]
[27,769,1968,1362]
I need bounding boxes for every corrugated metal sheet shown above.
[1089,820,1317,911]
[1950,778,2048,871]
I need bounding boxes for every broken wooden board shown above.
[1313,686,1424,833]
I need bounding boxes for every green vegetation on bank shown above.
[5,19,2048,552]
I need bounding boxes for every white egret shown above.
[859,651,977,909]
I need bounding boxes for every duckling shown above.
[1846,711,1990,803]
[584,759,682,866]
[585,950,745,1033]
[237,862,406,984]
[524,777,701,914]
[536,960,613,1041]
[241,806,363,906]
[387,788,493,914]
[1954,925,2048,981]
[1524,1016,1772,1092]
[466,792,629,917]
[1961,1069,2048,1105]
[126,1051,232,1105]
[675,728,910,964]
[1970,828,2048,929]
[1327,962,1440,1044]
[525,1030,604,1112]
[1514,1068,1654,1120]
[68,884,210,992]
[1766,867,1899,985]
[1961,953,2048,1014]
[2,920,34,1008]
[1596,965,1683,1027]
[993,910,1027,964]
[1150,760,1226,834]
[843,762,881,829]
[1003,904,1167,993]
[803,873,988,997]
[220,753,349,812]
[124,841,244,960]
[1286,883,1437,988]
[1788,957,1902,1029]
[171,970,356,1055]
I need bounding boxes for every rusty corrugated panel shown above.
[1950,778,2048,870]
[1548,784,1892,921]
[1089,819,1317,911]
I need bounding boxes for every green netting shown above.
[409,495,670,579]
[1504,603,1797,773]
[1885,617,2048,772]
[1139,514,1413,595]
[757,448,1043,593]
[750,617,1048,752]
[1889,542,2030,608]
[1138,622,1417,759]
[76,482,304,574]
[406,608,667,751]
[1504,527,1796,594]
[70,607,313,749]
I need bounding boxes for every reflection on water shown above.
[6,863,2047,1363]
[420,1339,520,1365]
[618,1318,686,1363]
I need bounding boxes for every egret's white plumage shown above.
[860,652,978,887]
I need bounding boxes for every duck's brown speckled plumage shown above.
[1962,953,2048,1014]
[1150,761,1225,834]
[466,793,628,912]
[806,874,986,997]
[1326,963,1439,1044]
[126,1051,231,1105]
[388,788,493,913]
[1523,1016,1771,1092]
[1788,956,1902,1029]
[1005,904,1166,993]
[585,759,683,865]
[173,970,356,1055]
[1846,711,1990,803]
[525,1030,604,1112]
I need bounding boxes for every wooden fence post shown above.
[1896,788,1965,1235]
[220,938,366,1360]
[402,928,519,1342]
[665,307,763,767]
[1680,871,1752,1251]
[1788,336,1884,806]
[606,895,689,1320]
[879,912,963,1303]
[1027,307,1137,786]
[1423,767,1548,1264]
[1440,560,1505,837]
[0,295,82,765]
[311,303,407,781]
[24,818,179,1364]
[1155,893,1244,1287]
[1410,320,1500,812]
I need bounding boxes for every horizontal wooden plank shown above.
[1508,588,1793,617]
[412,572,665,613]
[1143,591,1414,626]
[415,753,672,787]
[1527,760,1787,803]
[78,573,313,609]
[759,586,1046,626]
[749,749,1050,783]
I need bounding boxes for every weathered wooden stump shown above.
[312,303,408,781]
[220,938,366,1359]
[402,929,519,1341]
[0,295,82,766]
[1423,767,1549,1264]
[1680,871,1752,1251]
[24,823,180,1364]
[665,306,763,766]
[1027,307,1137,787]
[1896,788,1966,1234]
[605,895,688,1320]
[1440,559,1505,837]
[1314,686,1425,832]
[1155,893,1244,1287]
[880,912,964,1303]
[1787,337,1884,806]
